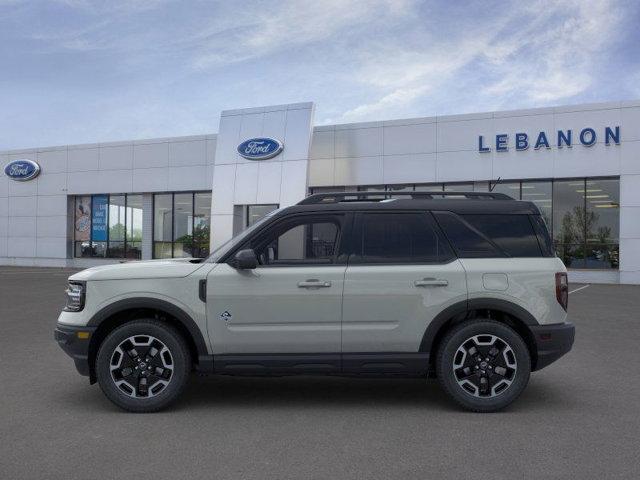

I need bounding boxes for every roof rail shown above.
[298,191,513,205]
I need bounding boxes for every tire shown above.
[436,319,531,412]
[96,319,191,413]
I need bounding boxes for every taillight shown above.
[555,272,568,311]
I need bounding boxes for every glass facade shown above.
[310,177,620,270]
[74,193,143,259]
[153,192,211,259]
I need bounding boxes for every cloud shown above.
[334,0,627,122]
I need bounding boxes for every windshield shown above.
[205,209,281,263]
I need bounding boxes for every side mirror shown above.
[233,249,258,270]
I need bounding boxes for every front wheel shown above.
[96,320,191,412]
[436,320,531,412]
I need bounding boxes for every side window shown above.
[355,212,453,264]
[433,212,503,258]
[251,216,341,265]
[530,215,554,257]
[462,214,542,257]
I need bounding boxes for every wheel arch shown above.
[421,298,539,371]
[86,298,209,383]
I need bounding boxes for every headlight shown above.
[64,282,85,312]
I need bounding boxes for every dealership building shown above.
[1,100,639,284]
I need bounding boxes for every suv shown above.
[55,191,575,413]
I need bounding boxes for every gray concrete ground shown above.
[1,266,639,479]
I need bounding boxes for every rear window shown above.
[433,212,503,258]
[461,214,542,257]
[355,212,454,263]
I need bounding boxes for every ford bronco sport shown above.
[55,191,575,412]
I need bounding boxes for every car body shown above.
[55,191,575,412]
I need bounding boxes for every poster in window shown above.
[74,196,91,241]
[91,195,108,242]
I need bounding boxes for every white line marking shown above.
[569,284,590,295]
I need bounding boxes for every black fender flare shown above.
[87,297,209,357]
[419,298,539,353]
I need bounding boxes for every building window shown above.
[153,192,211,259]
[74,194,143,259]
[246,204,279,227]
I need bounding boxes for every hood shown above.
[69,258,205,281]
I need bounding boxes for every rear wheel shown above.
[436,319,531,412]
[96,320,191,412]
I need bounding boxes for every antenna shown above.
[489,177,502,192]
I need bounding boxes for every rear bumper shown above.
[531,322,575,371]
[54,324,96,377]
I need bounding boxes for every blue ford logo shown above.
[237,138,283,160]
[4,159,41,181]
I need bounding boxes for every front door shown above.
[206,213,347,356]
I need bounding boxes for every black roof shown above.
[283,191,541,215]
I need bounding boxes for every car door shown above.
[341,211,467,364]
[206,213,348,357]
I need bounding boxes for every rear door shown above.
[341,211,467,356]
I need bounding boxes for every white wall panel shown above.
[308,158,335,186]
[37,195,67,217]
[0,216,7,237]
[383,153,436,185]
[334,156,383,186]
[68,169,133,194]
[99,144,133,170]
[133,167,169,192]
[620,140,640,175]
[134,142,169,169]
[282,107,315,162]
[0,198,7,217]
[437,118,494,152]
[36,237,67,258]
[620,107,640,142]
[310,130,334,159]
[8,195,36,216]
[383,123,436,155]
[7,237,36,257]
[169,140,206,167]
[8,217,36,237]
[36,149,67,173]
[68,147,99,171]
[335,127,382,158]
[233,162,259,204]
[37,172,67,196]
[167,165,208,191]
[256,162,283,204]
[437,151,492,182]
[37,216,67,237]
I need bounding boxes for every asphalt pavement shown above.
[1,267,639,479]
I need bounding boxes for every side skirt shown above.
[196,352,430,377]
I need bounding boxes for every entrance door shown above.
[206,213,347,356]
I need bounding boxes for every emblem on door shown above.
[220,311,232,322]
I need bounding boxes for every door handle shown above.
[414,278,448,287]
[297,279,332,288]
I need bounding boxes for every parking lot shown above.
[1,267,639,479]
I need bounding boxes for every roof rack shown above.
[298,191,512,205]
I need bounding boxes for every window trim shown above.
[348,211,457,266]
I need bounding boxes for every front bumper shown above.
[530,322,575,371]
[54,324,97,377]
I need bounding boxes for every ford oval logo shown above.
[237,138,283,160]
[4,159,41,181]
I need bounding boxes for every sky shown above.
[1,0,639,150]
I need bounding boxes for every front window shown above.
[74,194,143,259]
